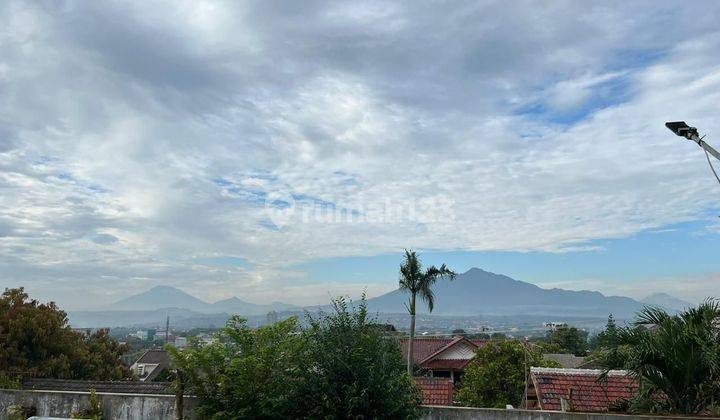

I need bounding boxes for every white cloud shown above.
[1,0,720,308]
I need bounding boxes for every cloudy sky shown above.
[1,0,719,309]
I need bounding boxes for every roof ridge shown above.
[531,367,630,376]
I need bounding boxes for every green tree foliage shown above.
[398,250,455,375]
[457,340,559,408]
[546,326,588,356]
[0,288,131,380]
[171,296,422,419]
[169,316,305,419]
[602,301,720,414]
[590,314,619,350]
[294,296,422,419]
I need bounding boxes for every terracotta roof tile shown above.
[399,337,488,364]
[530,368,637,412]
[414,377,454,406]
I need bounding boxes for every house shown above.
[413,377,454,406]
[131,349,172,381]
[527,367,638,412]
[400,336,487,383]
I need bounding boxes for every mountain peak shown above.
[368,268,642,317]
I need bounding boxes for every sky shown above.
[1,1,719,309]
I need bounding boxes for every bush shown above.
[171,296,423,419]
[169,316,305,419]
[293,296,423,418]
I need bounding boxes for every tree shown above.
[590,314,619,350]
[293,296,422,418]
[546,326,588,356]
[0,288,130,381]
[602,301,720,414]
[398,250,455,375]
[168,316,306,419]
[457,340,560,408]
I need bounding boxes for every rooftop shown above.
[529,367,637,412]
[413,377,454,406]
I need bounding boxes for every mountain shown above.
[111,285,211,312]
[367,268,644,318]
[211,297,299,315]
[108,285,298,315]
[641,293,691,312]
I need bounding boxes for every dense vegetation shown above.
[457,340,559,408]
[170,296,422,419]
[597,301,720,414]
[0,288,131,382]
[532,325,589,356]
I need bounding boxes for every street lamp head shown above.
[665,121,699,140]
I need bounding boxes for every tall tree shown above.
[0,288,130,381]
[546,325,588,356]
[398,250,455,375]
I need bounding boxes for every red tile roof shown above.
[399,337,488,366]
[530,368,638,412]
[414,377,454,406]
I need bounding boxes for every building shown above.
[174,336,187,349]
[400,336,488,383]
[527,367,638,412]
[131,349,172,382]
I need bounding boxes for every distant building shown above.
[266,310,278,326]
[174,336,187,349]
[526,367,637,411]
[131,330,148,340]
[131,349,171,382]
[544,322,568,330]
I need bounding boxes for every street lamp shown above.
[665,121,720,161]
[665,121,720,185]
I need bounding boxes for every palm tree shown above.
[399,249,456,375]
[604,300,720,413]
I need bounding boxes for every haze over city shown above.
[1,1,719,310]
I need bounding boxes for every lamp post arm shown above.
[691,135,720,162]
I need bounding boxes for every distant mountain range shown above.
[109,285,300,315]
[68,268,691,327]
[366,268,681,319]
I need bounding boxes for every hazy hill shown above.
[211,297,299,315]
[641,292,691,312]
[108,285,298,315]
[110,285,210,312]
[367,268,645,318]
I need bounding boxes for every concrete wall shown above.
[421,406,695,420]
[0,389,198,420]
